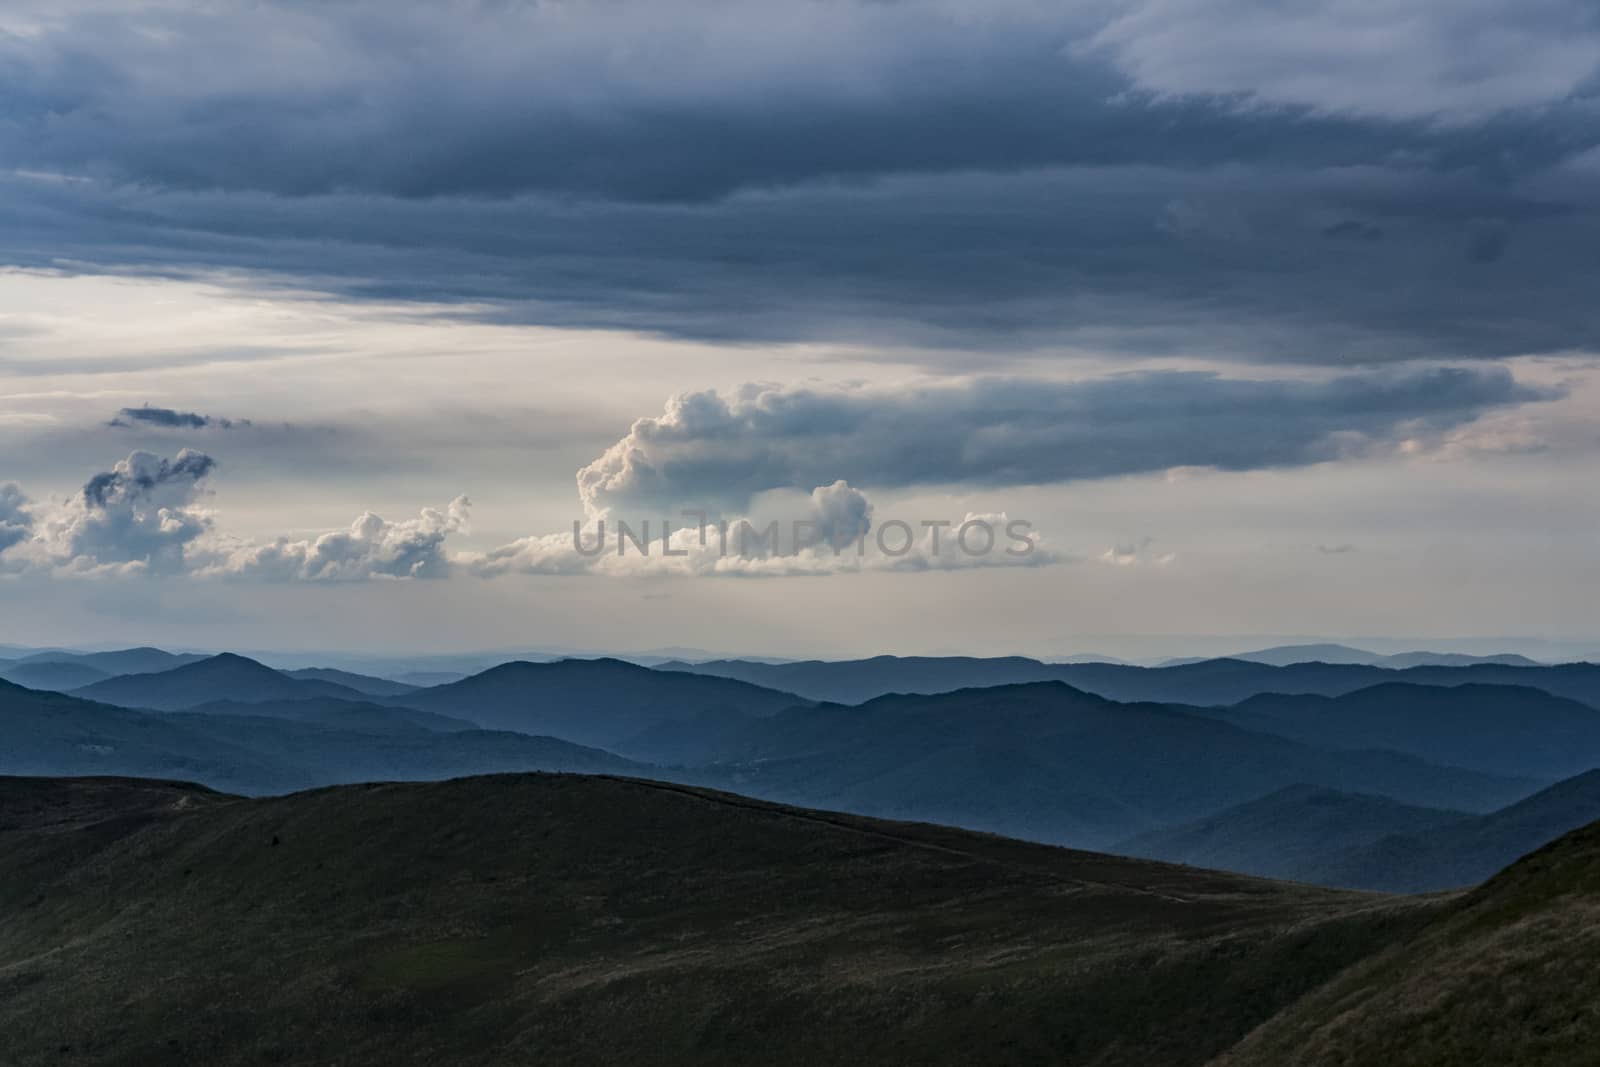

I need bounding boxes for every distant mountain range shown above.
[1310,769,1600,893]
[0,660,113,692]
[13,646,212,674]
[660,654,1600,708]
[386,657,807,750]
[1116,785,1468,884]
[1198,682,1600,779]
[0,674,647,795]
[679,682,1533,846]
[1120,770,1600,893]
[0,646,210,693]
[72,653,379,709]
[1159,643,1544,668]
[281,667,421,697]
[4,645,1599,888]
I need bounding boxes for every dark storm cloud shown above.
[1322,220,1385,242]
[0,2,1505,202]
[7,164,1600,364]
[577,366,1561,514]
[0,1,1598,361]
[108,405,249,430]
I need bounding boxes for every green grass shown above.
[2,772,1591,1066]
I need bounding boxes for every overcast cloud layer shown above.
[0,1,1598,359]
[2,1,1598,652]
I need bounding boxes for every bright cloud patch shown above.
[577,368,1560,517]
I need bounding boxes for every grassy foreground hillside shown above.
[6,773,1599,1066]
[1216,820,1600,1067]
[0,774,1422,1066]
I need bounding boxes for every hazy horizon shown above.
[6,632,1599,668]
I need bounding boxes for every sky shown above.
[2,0,1599,660]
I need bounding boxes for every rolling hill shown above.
[393,658,807,748]
[72,653,374,710]
[1168,644,1543,668]
[0,679,650,795]
[163,713,647,788]
[184,697,478,733]
[1115,785,1468,883]
[0,677,299,794]
[689,683,1535,847]
[1204,682,1600,780]
[661,655,1600,707]
[0,660,111,692]
[283,667,421,697]
[0,773,1430,1067]
[6,660,1557,854]
[1310,769,1600,893]
[1216,816,1600,1067]
[656,655,1077,704]
[15,646,209,675]
[7,772,1600,1066]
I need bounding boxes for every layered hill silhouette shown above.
[389,657,807,749]
[72,653,377,709]
[683,682,1533,846]
[657,655,1081,704]
[1115,785,1468,884]
[13,648,1600,877]
[662,654,1600,707]
[283,667,421,697]
[0,678,301,794]
[183,697,478,733]
[4,662,1558,852]
[13,646,209,675]
[0,643,216,694]
[1122,771,1600,894]
[4,772,1599,1066]
[1202,681,1600,779]
[1163,643,1542,668]
[0,678,646,794]
[1312,769,1600,893]
[0,659,112,692]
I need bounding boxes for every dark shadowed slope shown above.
[283,668,421,697]
[1214,818,1600,1067]
[1115,786,1468,883]
[692,683,1534,847]
[0,661,111,692]
[1309,769,1600,893]
[0,776,229,835]
[0,678,304,794]
[0,679,650,795]
[71,653,372,710]
[0,773,1425,1067]
[1204,682,1600,780]
[186,698,476,733]
[163,714,647,787]
[396,658,806,748]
